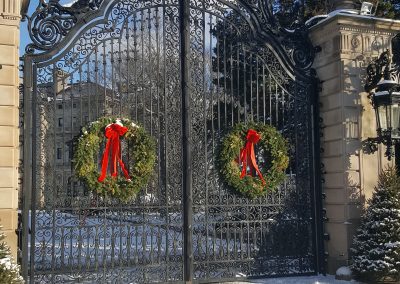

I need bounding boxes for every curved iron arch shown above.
[25,0,316,81]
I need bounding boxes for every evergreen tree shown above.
[0,228,23,284]
[372,0,400,19]
[351,168,400,282]
[272,0,400,26]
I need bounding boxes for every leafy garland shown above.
[219,122,289,198]
[73,117,156,201]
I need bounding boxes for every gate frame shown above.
[21,0,325,282]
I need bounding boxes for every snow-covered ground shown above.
[223,274,361,284]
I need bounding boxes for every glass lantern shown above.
[372,79,400,142]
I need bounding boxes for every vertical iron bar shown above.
[243,47,246,123]
[118,35,122,116]
[22,58,33,281]
[110,37,115,115]
[179,0,193,282]
[237,45,240,122]
[141,10,145,127]
[216,25,220,132]
[223,22,227,127]
[29,66,38,284]
[201,1,209,278]
[134,13,138,121]
[311,76,325,275]
[230,43,234,125]
[95,46,99,119]
[250,53,253,121]
[148,8,153,136]
[51,64,59,282]
[126,19,130,118]
[102,42,107,116]
[256,56,259,122]
[155,6,161,208]
[162,3,170,279]
[275,82,278,126]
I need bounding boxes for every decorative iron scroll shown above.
[26,0,103,54]
[365,50,393,92]
[25,0,316,72]
[280,25,316,70]
[23,0,321,282]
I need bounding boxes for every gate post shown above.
[309,12,400,274]
[0,0,24,259]
[180,0,193,282]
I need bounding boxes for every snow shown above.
[222,274,361,284]
[62,0,79,7]
[336,266,352,276]
[29,210,242,271]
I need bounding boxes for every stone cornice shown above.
[310,13,400,35]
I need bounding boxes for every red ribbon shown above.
[239,129,266,185]
[98,123,131,182]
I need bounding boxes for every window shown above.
[72,117,77,128]
[57,148,62,160]
[68,142,73,160]
[84,116,89,124]
[73,103,77,108]
[58,118,63,127]
[57,104,63,109]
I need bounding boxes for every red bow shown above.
[98,123,131,182]
[239,129,266,185]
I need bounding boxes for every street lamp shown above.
[365,50,400,160]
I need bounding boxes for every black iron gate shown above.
[22,0,323,282]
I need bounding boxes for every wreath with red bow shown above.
[219,123,289,198]
[73,117,156,201]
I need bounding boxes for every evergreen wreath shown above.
[219,122,289,198]
[73,117,156,201]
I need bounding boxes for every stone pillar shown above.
[0,0,23,258]
[309,15,400,273]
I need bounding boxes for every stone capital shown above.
[310,14,400,62]
[0,0,25,26]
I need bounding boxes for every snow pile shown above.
[224,274,360,283]
[335,266,352,281]
[336,266,352,276]
[351,168,400,282]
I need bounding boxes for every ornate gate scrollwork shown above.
[22,0,323,283]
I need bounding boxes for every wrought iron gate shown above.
[22,0,323,283]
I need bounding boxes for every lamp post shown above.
[365,50,400,160]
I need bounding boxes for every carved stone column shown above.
[0,0,24,258]
[309,14,400,274]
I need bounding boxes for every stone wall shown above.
[0,0,23,258]
[309,14,400,273]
